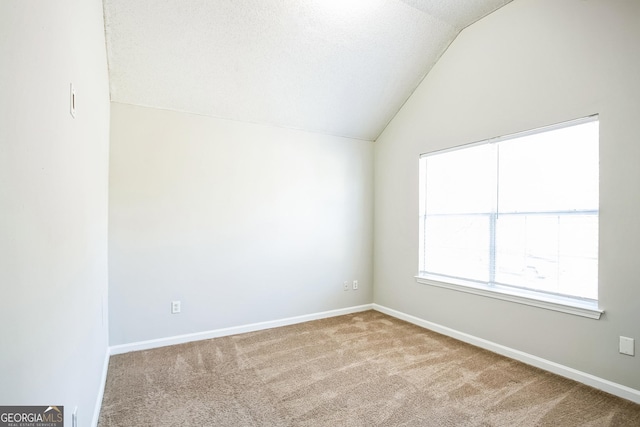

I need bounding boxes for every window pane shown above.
[495,213,598,299]
[425,144,495,215]
[498,120,599,213]
[424,214,489,282]
[557,215,598,299]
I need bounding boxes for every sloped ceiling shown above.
[103,0,511,141]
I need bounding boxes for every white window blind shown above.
[419,116,599,305]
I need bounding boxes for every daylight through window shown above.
[418,116,599,305]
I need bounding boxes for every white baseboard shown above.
[372,304,640,405]
[91,345,111,427]
[109,304,374,356]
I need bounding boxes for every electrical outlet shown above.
[352,280,358,290]
[620,336,635,356]
[171,301,181,314]
[343,281,349,291]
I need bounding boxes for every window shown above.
[417,116,601,318]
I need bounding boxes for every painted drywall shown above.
[109,103,373,345]
[103,0,511,141]
[0,0,110,424]
[374,0,640,390]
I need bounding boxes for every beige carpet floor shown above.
[98,310,640,426]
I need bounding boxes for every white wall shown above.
[109,103,373,345]
[0,0,110,425]
[374,0,640,391]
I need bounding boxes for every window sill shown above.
[414,275,603,320]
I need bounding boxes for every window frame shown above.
[416,115,603,319]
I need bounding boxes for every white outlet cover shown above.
[620,336,635,356]
[171,301,181,314]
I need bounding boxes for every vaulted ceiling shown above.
[103,0,512,141]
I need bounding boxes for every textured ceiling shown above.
[103,0,511,141]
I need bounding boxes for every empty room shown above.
[2,0,640,426]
